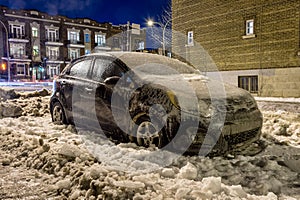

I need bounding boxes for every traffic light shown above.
[1,63,6,71]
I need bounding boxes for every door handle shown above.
[85,87,93,92]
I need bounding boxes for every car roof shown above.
[85,51,196,72]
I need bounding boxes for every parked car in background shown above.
[50,52,263,156]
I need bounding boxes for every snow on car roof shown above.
[88,52,197,74]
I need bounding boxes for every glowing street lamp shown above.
[147,19,171,56]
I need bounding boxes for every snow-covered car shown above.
[50,52,263,156]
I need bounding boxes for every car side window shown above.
[92,58,123,82]
[69,58,92,78]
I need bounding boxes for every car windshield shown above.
[112,52,198,75]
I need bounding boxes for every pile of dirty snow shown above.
[0,89,299,199]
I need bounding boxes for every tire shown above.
[51,102,66,125]
[133,115,165,148]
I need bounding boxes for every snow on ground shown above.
[0,88,299,199]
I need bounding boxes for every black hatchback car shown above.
[50,52,262,155]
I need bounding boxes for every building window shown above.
[95,34,106,46]
[46,28,59,42]
[238,76,258,93]
[68,31,80,44]
[33,46,39,56]
[69,48,80,60]
[48,65,60,78]
[138,41,144,50]
[134,39,144,50]
[10,43,25,58]
[246,19,254,35]
[113,37,120,48]
[46,47,59,60]
[32,27,38,37]
[9,24,25,39]
[85,33,90,43]
[17,64,25,75]
[187,31,194,46]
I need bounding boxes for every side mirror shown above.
[104,76,120,85]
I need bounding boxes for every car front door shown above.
[60,57,93,126]
[89,56,127,135]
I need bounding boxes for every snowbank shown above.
[0,89,299,199]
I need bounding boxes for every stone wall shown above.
[207,67,300,97]
[172,0,300,97]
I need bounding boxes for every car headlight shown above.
[166,90,180,109]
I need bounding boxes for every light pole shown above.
[147,19,171,56]
[0,20,10,82]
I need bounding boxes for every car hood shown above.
[139,73,258,117]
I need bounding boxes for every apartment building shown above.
[172,0,300,97]
[0,6,146,81]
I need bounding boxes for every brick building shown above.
[0,6,146,81]
[172,0,300,97]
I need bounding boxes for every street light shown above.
[0,20,10,82]
[147,19,171,56]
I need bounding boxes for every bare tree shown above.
[147,2,172,55]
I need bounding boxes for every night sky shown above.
[0,0,170,26]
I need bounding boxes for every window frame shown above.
[95,34,106,46]
[16,64,25,75]
[9,23,25,38]
[246,19,254,35]
[187,30,194,46]
[33,45,39,56]
[91,56,125,82]
[46,46,59,60]
[32,27,38,37]
[68,57,92,79]
[46,28,59,42]
[238,75,258,93]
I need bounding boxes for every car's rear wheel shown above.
[52,102,66,125]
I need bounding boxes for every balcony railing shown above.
[11,54,28,59]
[46,38,60,42]
[94,43,106,47]
[48,55,59,60]
[67,40,84,45]
[9,33,26,39]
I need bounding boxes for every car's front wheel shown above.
[51,102,66,125]
[132,115,164,148]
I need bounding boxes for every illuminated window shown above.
[187,31,194,46]
[10,43,25,58]
[32,27,38,37]
[95,34,106,46]
[246,19,254,35]
[33,46,39,56]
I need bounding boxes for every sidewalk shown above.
[255,96,300,104]
[0,81,53,87]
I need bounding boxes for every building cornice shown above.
[5,13,60,23]
[64,22,108,30]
